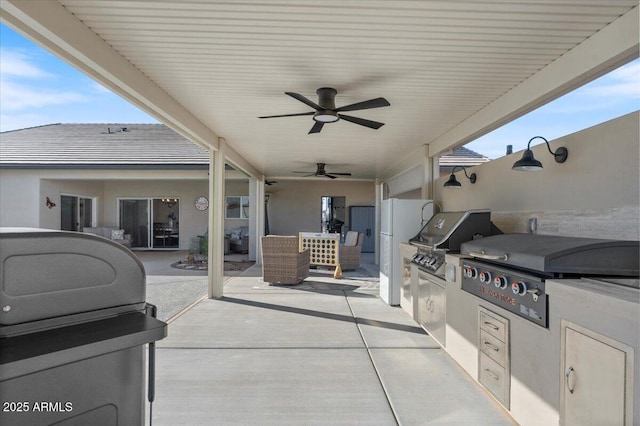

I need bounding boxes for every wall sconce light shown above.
[443,166,477,188]
[512,136,568,171]
[161,198,178,208]
[45,197,56,209]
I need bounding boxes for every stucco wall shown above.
[0,170,40,227]
[266,180,376,236]
[434,111,640,240]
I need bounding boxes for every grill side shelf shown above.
[0,311,167,381]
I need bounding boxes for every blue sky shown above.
[1,23,638,159]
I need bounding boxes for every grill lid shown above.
[409,209,492,251]
[461,234,639,277]
[0,228,145,327]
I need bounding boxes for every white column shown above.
[421,145,434,200]
[208,138,226,299]
[374,179,382,265]
[255,176,265,265]
[248,176,264,262]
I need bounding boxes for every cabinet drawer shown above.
[479,308,507,342]
[479,352,509,407]
[480,329,507,366]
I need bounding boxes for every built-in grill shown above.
[409,209,493,278]
[407,210,493,347]
[460,234,640,327]
[0,228,167,425]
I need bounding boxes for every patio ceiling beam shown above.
[2,1,230,164]
[425,6,639,157]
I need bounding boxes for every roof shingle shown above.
[1,123,488,169]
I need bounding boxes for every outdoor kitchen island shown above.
[442,247,639,426]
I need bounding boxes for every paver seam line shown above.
[166,293,208,324]
[344,290,400,426]
[156,346,440,350]
[155,346,370,350]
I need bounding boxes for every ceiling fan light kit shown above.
[259,87,389,134]
[314,110,339,123]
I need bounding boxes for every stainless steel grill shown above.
[460,234,640,327]
[409,209,492,278]
[0,228,167,426]
[408,210,493,347]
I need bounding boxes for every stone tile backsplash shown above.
[491,205,639,240]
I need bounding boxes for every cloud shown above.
[0,48,52,79]
[581,61,640,98]
[90,81,113,95]
[0,77,89,111]
[0,47,90,112]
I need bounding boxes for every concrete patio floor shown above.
[137,250,253,321]
[142,253,516,425]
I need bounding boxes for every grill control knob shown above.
[465,267,478,279]
[494,276,508,289]
[479,271,492,283]
[512,281,528,296]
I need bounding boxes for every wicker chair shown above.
[339,232,364,271]
[261,235,310,285]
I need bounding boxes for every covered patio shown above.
[2,0,637,301]
[1,2,638,425]
[150,258,515,425]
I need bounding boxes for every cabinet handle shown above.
[484,368,499,381]
[565,367,575,394]
[469,251,508,261]
[483,321,500,331]
[483,341,500,352]
[426,299,434,312]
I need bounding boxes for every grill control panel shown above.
[411,252,445,277]
[462,260,548,327]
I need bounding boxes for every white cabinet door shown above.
[563,326,627,426]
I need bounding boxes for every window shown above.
[226,196,249,219]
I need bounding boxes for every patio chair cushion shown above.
[111,229,125,240]
[83,226,131,248]
[344,231,359,246]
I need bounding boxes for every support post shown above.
[374,179,382,266]
[208,138,226,299]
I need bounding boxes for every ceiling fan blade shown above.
[328,172,352,176]
[308,121,324,134]
[339,114,385,129]
[325,174,338,179]
[286,92,322,110]
[335,97,390,112]
[258,111,315,119]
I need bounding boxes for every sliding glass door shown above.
[119,198,180,249]
[119,199,150,248]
